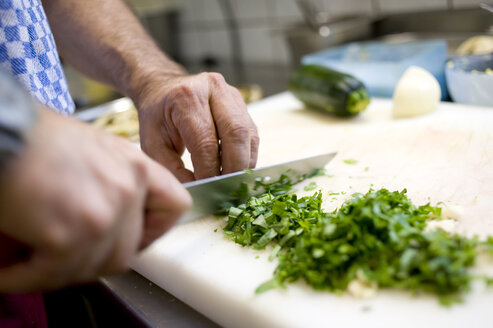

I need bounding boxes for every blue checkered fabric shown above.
[0,0,74,115]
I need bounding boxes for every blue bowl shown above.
[445,53,493,107]
[302,40,449,100]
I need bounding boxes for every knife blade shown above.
[178,152,336,225]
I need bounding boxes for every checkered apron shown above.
[0,0,74,115]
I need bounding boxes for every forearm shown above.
[41,0,185,100]
[41,0,259,182]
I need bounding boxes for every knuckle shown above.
[251,131,260,147]
[41,225,72,253]
[225,123,250,143]
[229,86,243,99]
[81,203,116,238]
[206,72,226,85]
[131,157,149,186]
[169,83,195,100]
[117,181,137,205]
[195,137,219,155]
[251,124,260,139]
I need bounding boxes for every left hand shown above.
[135,72,259,182]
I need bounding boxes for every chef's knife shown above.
[178,152,336,225]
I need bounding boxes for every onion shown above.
[393,66,441,118]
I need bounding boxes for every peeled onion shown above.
[393,66,441,118]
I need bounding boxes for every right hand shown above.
[0,109,191,293]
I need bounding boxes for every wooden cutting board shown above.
[133,93,493,328]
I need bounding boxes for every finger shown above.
[170,97,221,179]
[149,142,195,183]
[138,159,191,250]
[143,156,191,222]
[249,126,260,169]
[98,205,143,276]
[139,210,183,249]
[71,230,116,283]
[0,255,53,292]
[210,82,253,174]
[140,121,195,182]
[74,174,145,278]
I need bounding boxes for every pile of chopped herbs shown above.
[219,175,493,305]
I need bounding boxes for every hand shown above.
[0,109,191,292]
[136,72,260,182]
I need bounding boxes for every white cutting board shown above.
[133,92,493,328]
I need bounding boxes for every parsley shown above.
[219,176,492,305]
[304,182,317,191]
[311,168,326,177]
[344,159,358,165]
[483,236,493,254]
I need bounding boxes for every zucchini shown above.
[288,65,370,117]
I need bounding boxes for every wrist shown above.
[122,56,188,108]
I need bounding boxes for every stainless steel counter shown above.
[101,271,219,328]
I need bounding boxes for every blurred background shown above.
[64,0,492,108]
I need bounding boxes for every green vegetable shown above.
[311,168,327,177]
[304,182,318,191]
[219,175,493,305]
[483,236,493,254]
[288,65,370,117]
[343,159,358,165]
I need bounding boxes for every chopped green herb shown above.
[214,228,218,232]
[218,174,492,305]
[344,159,358,165]
[311,168,326,177]
[365,167,369,172]
[484,236,493,254]
[304,182,318,191]
[269,244,282,261]
[228,206,243,218]
[245,168,253,174]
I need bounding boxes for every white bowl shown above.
[445,53,493,107]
